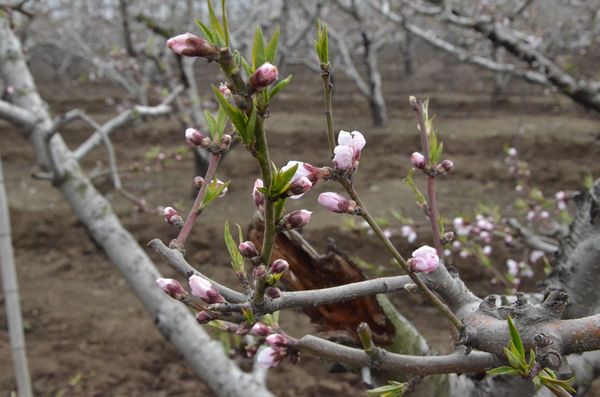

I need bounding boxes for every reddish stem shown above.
[176,153,221,248]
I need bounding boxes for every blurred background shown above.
[1,0,599,395]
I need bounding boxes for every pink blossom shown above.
[283,210,312,229]
[253,179,265,211]
[188,275,225,304]
[250,62,279,89]
[338,130,366,159]
[167,33,217,58]
[266,333,289,347]
[401,225,417,243]
[167,33,218,58]
[333,145,354,171]
[483,245,492,255]
[530,250,545,263]
[156,278,186,299]
[317,192,355,213]
[250,322,270,337]
[453,217,471,236]
[411,152,426,169]
[256,346,285,368]
[507,147,518,157]
[409,245,439,273]
[185,128,205,146]
[506,259,519,277]
[219,82,232,98]
[270,259,289,275]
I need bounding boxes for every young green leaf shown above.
[486,366,522,376]
[207,0,225,46]
[268,75,292,101]
[211,85,247,135]
[202,177,230,207]
[224,220,245,273]
[507,316,525,360]
[265,26,280,62]
[220,0,230,46]
[195,19,215,44]
[252,26,265,69]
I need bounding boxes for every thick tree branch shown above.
[508,218,559,254]
[0,99,35,129]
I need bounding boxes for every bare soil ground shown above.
[1,59,600,396]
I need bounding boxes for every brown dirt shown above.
[1,60,600,397]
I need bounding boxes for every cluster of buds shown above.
[256,333,291,368]
[411,152,453,175]
[318,192,359,214]
[408,245,440,273]
[167,33,219,59]
[249,62,279,90]
[188,275,225,304]
[185,128,210,147]
[332,130,366,173]
[163,206,184,227]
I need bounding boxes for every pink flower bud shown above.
[252,265,266,279]
[245,345,258,358]
[220,134,232,151]
[194,176,204,190]
[333,145,355,171]
[507,147,518,157]
[401,225,417,243]
[239,241,259,258]
[266,287,281,299]
[188,275,225,304]
[411,152,426,169]
[530,250,545,263]
[437,159,454,174]
[266,333,288,347]
[196,311,213,324]
[250,322,271,337]
[219,82,232,98]
[167,33,218,58]
[318,192,356,214]
[156,278,186,299]
[256,346,285,368]
[270,259,289,275]
[338,130,366,160]
[282,210,312,230]
[163,206,183,227]
[410,245,439,273]
[253,179,265,211]
[249,62,279,89]
[236,323,251,335]
[185,128,205,146]
[288,176,312,198]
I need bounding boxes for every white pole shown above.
[0,152,33,397]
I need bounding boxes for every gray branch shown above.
[507,218,559,254]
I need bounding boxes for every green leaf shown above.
[268,75,292,101]
[207,0,225,46]
[272,163,298,196]
[487,366,522,376]
[224,221,245,273]
[239,54,253,77]
[265,26,280,62]
[244,104,257,145]
[202,177,230,207]
[402,168,427,205]
[195,19,215,43]
[503,347,525,371]
[252,26,265,69]
[367,381,405,397]
[216,106,227,138]
[507,316,525,360]
[211,85,247,135]
[221,0,230,46]
[314,20,329,64]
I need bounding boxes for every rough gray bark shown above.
[0,153,33,397]
[547,179,600,319]
[0,16,273,397]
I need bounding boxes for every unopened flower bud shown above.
[196,311,213,324]
[288,176,312,197]
[156,278,186,299]
[442,231,455,243]
[188,275,225,304]
[270,259,289,275]
[256,346,284,368]
[282,210,312,230]
[245,344,258,358]
[239,241,259,258]
[318,192,357,214]
[236,323,251,336]
[411,152,426,169]
[250,322,271,337]
[167,32,219,58]
[194,176,204,190]
[163,206,183,227]
[409,96,418,110]
[266,333,288,348]
[249,62,279,89]
[219,82,232,98]
[220,134,232,151]
[266,287,281,299]
[185,128,205,146]
[409,245,440,273]
[439,159,454,174]
[333,145,354,171]
[252,265,266,279]
[253,179,265,211]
